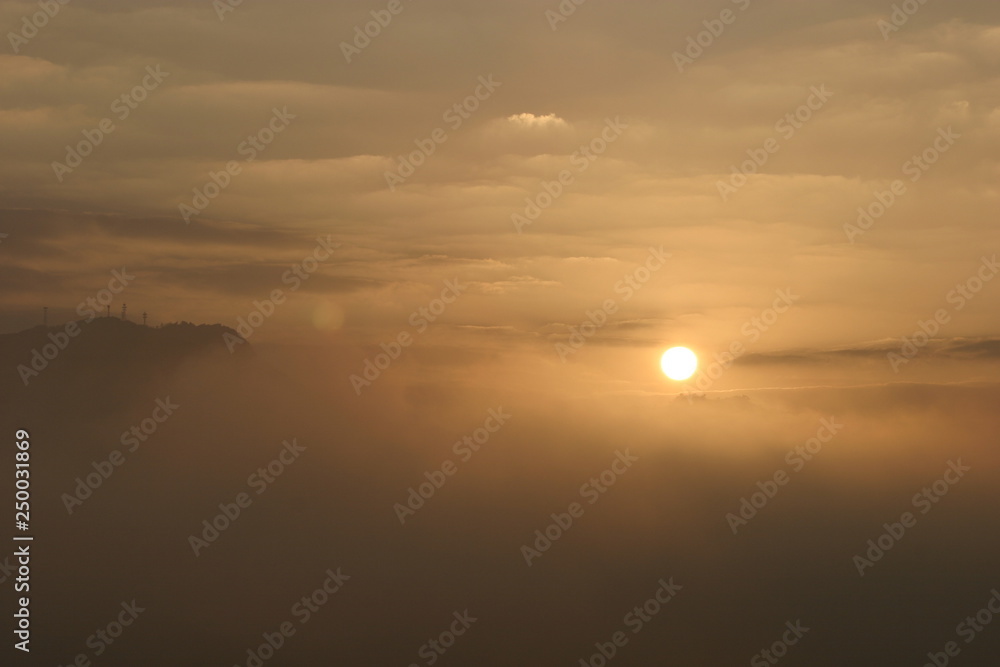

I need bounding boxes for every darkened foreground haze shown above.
[2,319,999,665]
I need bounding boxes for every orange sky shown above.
[2,0,999,391]
[4,2,1000,664]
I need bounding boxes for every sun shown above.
[661,347,698,381]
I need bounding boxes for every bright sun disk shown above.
[661,347,698,381]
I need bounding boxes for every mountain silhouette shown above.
[0,317,249,412]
